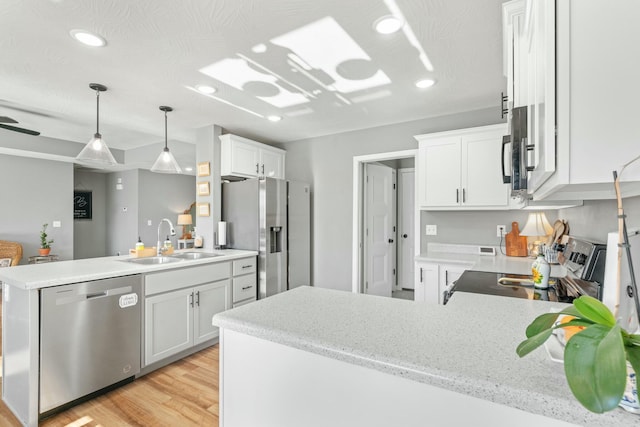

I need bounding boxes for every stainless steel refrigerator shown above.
[222,177,310,299]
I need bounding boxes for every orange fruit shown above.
[560,315,586,342]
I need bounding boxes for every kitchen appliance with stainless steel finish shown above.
[222,177,310,299]
[502,106,531,197]
[446,236,606,304]
[39,275,142,416]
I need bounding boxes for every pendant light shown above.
[76,83,117,165]
[151,106,182,174]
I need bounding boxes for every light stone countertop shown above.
[416,248,567,277]
[0,249,258,290]
[213,286,640,426]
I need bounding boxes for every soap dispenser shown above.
[164,235,172,250]
[531,246,550,289]
[135,237,144,251]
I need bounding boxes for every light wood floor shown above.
[0,295,221,426]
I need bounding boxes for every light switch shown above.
[116,184,123,190]
[52,221,61,228]
[147,220,152,226]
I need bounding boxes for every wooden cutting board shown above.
[506,221,528,257]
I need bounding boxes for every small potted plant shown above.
[39,223,54,256]
[517,295,640,413]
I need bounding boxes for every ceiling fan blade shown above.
[0,116,19,124]
[0,123,41,136]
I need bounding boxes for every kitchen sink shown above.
[170,252,221,260]
[122,256,184,265]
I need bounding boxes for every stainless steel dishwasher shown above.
[40,275,142,415]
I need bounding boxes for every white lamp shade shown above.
[177,214,192,226]
[520,212,553,237]
[76,133,117,165]
[151,147,182,174]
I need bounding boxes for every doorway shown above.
[352,150,418,298]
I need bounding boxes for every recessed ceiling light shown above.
[252,44,267,53]
[196,85,217,94]
[267,115,282,122]
[415,79,436,89]
[374,16,404,35]
[70,29,106,47]
[184,166,193,172]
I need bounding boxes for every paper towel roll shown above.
[218,221,227,246]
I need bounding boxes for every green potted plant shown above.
[517,295,640,413]
[39,223,54,256]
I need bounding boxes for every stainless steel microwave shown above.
[502,106,531,197]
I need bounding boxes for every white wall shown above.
[277,107,502,291]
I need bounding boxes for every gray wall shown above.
[74,170,108,259]
[277,107,503,291]
[0,155,74,262]
[559,196,640,242]
[106,170,139,256]
[138,169,195,248]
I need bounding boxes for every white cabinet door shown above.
[524,0,556,193]
[414,261,438,304]
[421,137,460,207]
[145,287,193,366]
[260,148,285,179]
[462,131,509,207]
[194,279,231,345]
[221,135,260,178]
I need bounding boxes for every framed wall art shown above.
[197,202,210,217]
[197,161,210,177]
[197,181,210,196]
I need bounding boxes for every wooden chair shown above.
[0,240,23,266]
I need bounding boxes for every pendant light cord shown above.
[164,109,168,149]
[95,88,100,135]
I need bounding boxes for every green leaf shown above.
[516,328,553,357]
[624,334,640,346]
[573,296,616,327]
[525,312,561,338]
[626,344,640,381]
[553,319,593,329]
[564,324,626,413]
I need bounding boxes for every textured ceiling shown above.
[0,0,506,156]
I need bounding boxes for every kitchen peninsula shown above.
[213,286,638,427]
[0,249,257,427]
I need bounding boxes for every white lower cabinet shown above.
[144,279,231,366]
[142,259,257,366]
[415,261,471,304]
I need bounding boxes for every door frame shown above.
[397,167,415,290]
[352,150,418,294]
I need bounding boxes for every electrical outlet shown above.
[426,225,437,236]
[497,225,506,237]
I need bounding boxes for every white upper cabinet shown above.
[220,134,286,180]
[503,0,640,200]
[416,124,509,210]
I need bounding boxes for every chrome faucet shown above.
[157,218,176,256]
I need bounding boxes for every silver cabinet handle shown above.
[189,292,194,307]
[256,163,260,174]
[261,164,265,175]
[456,189,459,203]
[462,188,466,203]
[241,285,253,291]
[195,290,200,306]
[420,268,423,283]
[242,264,252,269]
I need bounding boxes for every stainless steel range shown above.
[445,237,607,304]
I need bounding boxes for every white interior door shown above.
[365,163,394,297]
[398,169,415,289]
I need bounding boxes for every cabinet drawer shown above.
[233,274,257,303]
[145,262,231,296]
[233,257,256,276]
[233,298,255,309]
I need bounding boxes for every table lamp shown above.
[520,212,553,257]
[177,214,193,239]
